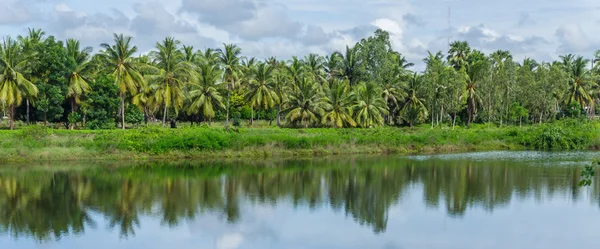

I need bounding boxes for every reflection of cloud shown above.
[216,233,244,249]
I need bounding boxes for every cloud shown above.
[299,25,330,45]
[403,13,425,27]
[130,2,195,37]
[180,0,256,26]
[454,25,548,53]
[555,24,596,54]
[228,3,302,40]
[216,233,244,249]
[518,13,536,26]
[0,1,35,25]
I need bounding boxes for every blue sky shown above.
[1,0,599,69]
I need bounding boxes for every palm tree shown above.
[448,41,471,70]
[564,56,593,110]
[217,44,242,127]
[65,39,93,113]
[17,28,45,125]
[353,81,388,127]
[464,61,486,126]
[382,80,406,124]
[245,62,279,125]
[322,79,356,128]
[187,62,225,126]
[182,45,198,64]
[400,73,428,127]
[200,47,219,65]
[99,34,145,129]
[324,53,341,81]
[337,46,363,85]
[303,53,326,84]
[147,37,196,127]
[283,77,326,128]
[272,69,289,126]
[0,37,39,129]
[287,56,304,85]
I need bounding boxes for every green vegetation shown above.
[0,119,598,163]
[0,28,599,131]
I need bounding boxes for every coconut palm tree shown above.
[448,41,471,70]
[272,69,289,126]
[400,73,428,127]
[287,56,304,85]
[564,56,594,110]
[65,39,93,114]
[245,62,279,125]
[283,77,326,128]
[187,62,225,126]
[17,28,45,125]
[324,52,341,81]
[464,61,486,126]
[217,44,242,126]
[353,81,388,127]
[0,37,39,130]
[322,79,356,128]
[200,47,219,65]
[303,53,326,84]
[147,37,196,127]
[99,33,145,129]
[337,46,363,86]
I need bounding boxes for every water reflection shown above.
[0,153,599,243]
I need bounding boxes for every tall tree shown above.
[322,79,356,128]
[0,37,39,129]
[448,41,471,70]
[337,46,363,86]
[17,28,45,125]
[400,74,428,127]
[353,81,388,127]
[99,34,145,129]
[187,62,225,126]
[217,44,242,127]
[245,62,279,125]
[65,39,93,114]
[148,37,196,127]
[283,77,326,128]
[564,56,594,110]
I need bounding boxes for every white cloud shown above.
[216,233,244,249]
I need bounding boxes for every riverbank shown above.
[0,119,598,163]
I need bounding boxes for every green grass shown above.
[0,119,599,163]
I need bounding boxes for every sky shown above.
[1,0,600,70]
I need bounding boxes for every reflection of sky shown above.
[2,184,600,249]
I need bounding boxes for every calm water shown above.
[2,151,600,249]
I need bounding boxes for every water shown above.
[1,151,600,249]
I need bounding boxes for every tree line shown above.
[0,28,596,130]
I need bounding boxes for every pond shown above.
[1,151,600,249]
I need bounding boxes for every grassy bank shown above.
[0,119,599,163]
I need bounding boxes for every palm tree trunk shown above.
[225,90,231,127]
[439,105,444,125]
[121,93,126,130]
[162,104,168,128]
[83,113,86,128]
[250,106,254,126]
[276,105,281,126]
[26,99,30,125]
[9,104,14,130]
[44,112,47,127]
[209,117,212,127]
[452,114,457,130]
[519,117,522,127]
